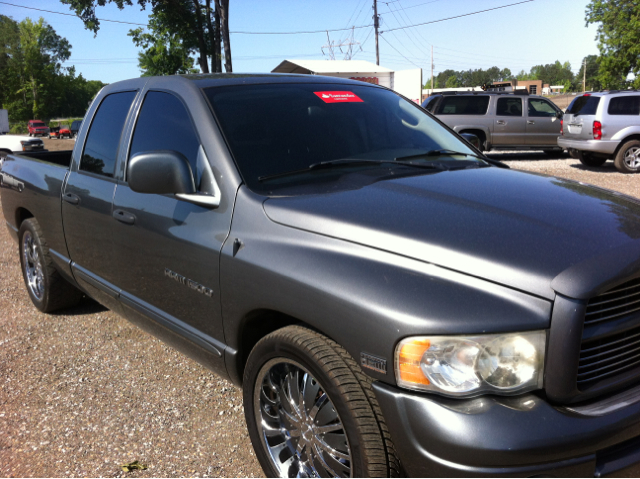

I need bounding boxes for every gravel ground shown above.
[1,140,640,477]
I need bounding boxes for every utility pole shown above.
[583,58,587,93]
[431,45,434,95]
[373,0,379,65]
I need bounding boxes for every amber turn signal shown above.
[397,339,431,386]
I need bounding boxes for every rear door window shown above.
[496,98,522,116]
[566,95,601,115]
[608,96,640,115]
[80,91,136,177]
[436,96,490,115]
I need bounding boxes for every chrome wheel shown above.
[623,146,640,170]
[22,231,44,301]
[254,358,352,478]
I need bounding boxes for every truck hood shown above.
[263,167,640,300]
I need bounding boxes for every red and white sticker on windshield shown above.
[314,91,363,103]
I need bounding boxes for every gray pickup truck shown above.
[3,74,640,477]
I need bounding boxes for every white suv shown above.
[558,91,640,173]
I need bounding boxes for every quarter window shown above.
[437,96,490,115]
[608,96,640,116]
[129,91,200,182]
[496,98,522,117]
[80,91,136,177]
[528,99,557,117]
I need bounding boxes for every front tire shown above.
[243,326,399,478]
[614,140,640,173]
[19,218,83,312]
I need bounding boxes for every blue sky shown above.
[1,0,600,84]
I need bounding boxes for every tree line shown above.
[0,15,105,127]
[427,57,603,93]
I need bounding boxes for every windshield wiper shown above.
[395,149,509,169]
[258,158,444,182]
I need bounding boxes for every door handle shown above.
[62,192,80,205]
[527,120,535,125]
[496,120,506,125]
[113,209,136,225]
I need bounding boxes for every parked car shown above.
[48,124,72,139]
[70,120,82,138]
[422,91,564,153]
[0,135,45,159]
[27,120,49,137]
[558,91,640,173]
[5,74,640,477]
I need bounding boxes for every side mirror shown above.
[460,132,481,150]
[556,111,564,119]
[128,150,196,195]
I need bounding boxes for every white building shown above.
[272,59,423,104]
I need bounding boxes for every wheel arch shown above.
[612,134,640,158]
[15,207,34,230]
[230,308,334,386]
[458,128,488,150]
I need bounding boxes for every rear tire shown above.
[577,151,607,167]
[19,218,83,313]
[614,140,640,173]
[244,325,399,478]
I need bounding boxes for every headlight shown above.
[395,331,546,397]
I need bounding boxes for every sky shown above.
[0,0,601,84]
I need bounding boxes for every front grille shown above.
[584,278,640,326]
[578,324,640,386]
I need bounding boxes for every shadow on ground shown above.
[486,151,570,161]
[569,161,620,174]
[51,295,108,316]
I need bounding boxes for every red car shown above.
[27,120,49,137]
[48,125,72,139]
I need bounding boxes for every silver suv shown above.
[558,91,640,173]
[422,91,563,153]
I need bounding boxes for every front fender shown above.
[220,187,551,386]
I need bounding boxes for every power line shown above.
[381,0,445,12]
[382,0,535,32]
[0,1,373,35]
[0,1,147,26]
[379,34,422,69]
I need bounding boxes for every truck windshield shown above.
[31,122,46,127]
[204,83,479,191]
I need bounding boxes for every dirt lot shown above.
[1,139,640,477]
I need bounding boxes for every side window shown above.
[129,91,200,183]
[496,97,522,117]
[437,96,490,115]
[608,96,640,116]
[80,91,137,177]
[528,99,557,117]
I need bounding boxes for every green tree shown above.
[575,55,602,91]
[60,0,232,73]
[586,0,640,89]
[129,17,198,76]
[0,15,105,122]
[445,75,460,88]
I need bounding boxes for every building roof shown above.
[272,59,394,75]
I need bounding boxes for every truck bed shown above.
[0,150,73,265]
[14,150,74,168]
